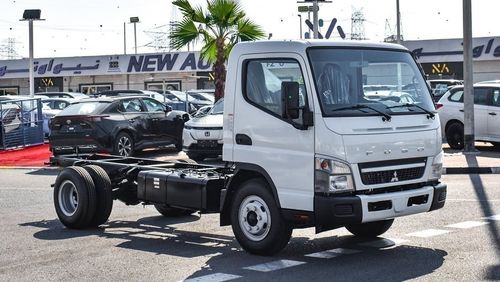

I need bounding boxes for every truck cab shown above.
[222,40,446,253]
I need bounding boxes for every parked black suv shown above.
[49,96,189,156]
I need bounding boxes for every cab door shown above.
[232,54,315,211]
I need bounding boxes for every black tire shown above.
[187,152,205,162]
[154,204,196,217]
[446,122,464,150]
[83,165,113,227]
[53,166,97,229]
[113,131,134,157]
[230,178,292,256]
[345,219,394,238]
[175,138,183,152]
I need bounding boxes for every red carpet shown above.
[0,144,51,167]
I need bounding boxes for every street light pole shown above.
[129,17,140,54]
[123,22,127,54]
[20,9,44,97]
[463,0,475,152]
[28,20,34,97]
[298,14,303,39]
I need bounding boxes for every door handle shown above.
[489,112,497,116]
[235,134,252,146]
[129,118,136,123]
[459,109,464,112]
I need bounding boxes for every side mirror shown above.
[281,81,300,119]
[164,105,173,113]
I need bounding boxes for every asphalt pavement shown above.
[0,170,498,281]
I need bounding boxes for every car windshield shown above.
[209,99,224,115]
[308,48,434,117]
[58,101,108,116]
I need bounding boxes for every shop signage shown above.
[0,51,211,79]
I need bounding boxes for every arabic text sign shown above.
[0,52,211,79]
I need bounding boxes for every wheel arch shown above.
[220,163,281,226]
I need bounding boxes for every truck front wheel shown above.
[345,219,394,238]
[231,179,292,256]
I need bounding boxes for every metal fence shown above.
[0,98,44,150]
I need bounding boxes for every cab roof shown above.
[231,40,409,55]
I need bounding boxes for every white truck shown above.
[51,40,446,256]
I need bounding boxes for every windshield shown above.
[209,99,224,115]
[58,101,108,116]
[308,48,434,117]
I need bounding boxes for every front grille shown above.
[361,167,425,185]
[359,157,427,185]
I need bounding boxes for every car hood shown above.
[186,114,223,128]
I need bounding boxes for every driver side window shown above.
[244,59,306,118]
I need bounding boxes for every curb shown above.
[443,167,500,174]
[0,166,59,170]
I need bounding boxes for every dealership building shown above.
[1,36,500,96]
[403,36,500,81]
[0,51,215,96]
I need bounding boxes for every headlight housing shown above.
[315,157,354,194]
[430,151,443,180]
[184,124,193,130]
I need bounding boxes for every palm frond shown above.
[235,18,266,42]
[169,18,201,50]
[173,0,206,23]
[207,0,243,28]
[200,37,218,64]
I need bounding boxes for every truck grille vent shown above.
[359,157,427,185]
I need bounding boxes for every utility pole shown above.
[312,0,319,39]
[123,22,127,54]
[463,0,475,152]
[396,0,401,44]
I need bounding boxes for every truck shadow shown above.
[21,217,447,281]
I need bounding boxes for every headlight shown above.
[184,124,192,130]
[315,157,354,194]
[430,151,443,180]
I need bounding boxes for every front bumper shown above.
[314,182,447,233]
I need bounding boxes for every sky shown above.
[0,0,498,59]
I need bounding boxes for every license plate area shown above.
[198,140,218,148]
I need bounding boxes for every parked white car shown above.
[436,83,500,149]
[182,98,223,161]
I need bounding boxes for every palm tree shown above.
[169,0,265,101]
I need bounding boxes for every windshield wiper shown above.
[387,103,435,119]
[331,104,391,122]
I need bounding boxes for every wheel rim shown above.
[58,180,79,217]
[117,136,132,156]
[238,195,271,242]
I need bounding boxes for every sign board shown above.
[298,6,317,12]
[0,51,211,79]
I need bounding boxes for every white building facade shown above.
[403,36,500,82]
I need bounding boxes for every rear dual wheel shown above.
[54,165,113,229]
